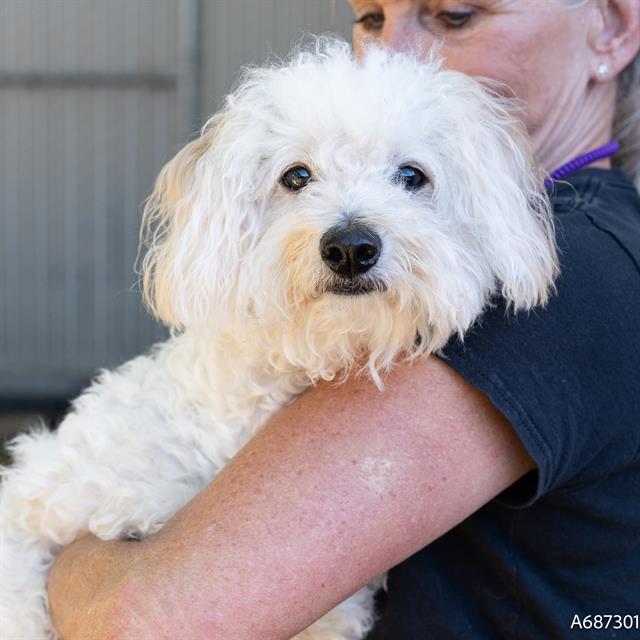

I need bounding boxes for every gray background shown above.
[0,0,355,443]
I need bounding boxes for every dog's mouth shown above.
[322,277,387,297]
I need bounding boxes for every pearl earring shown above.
[596,63,609,80]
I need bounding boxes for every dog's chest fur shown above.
[51,331,310,539]
[1,330,378,640]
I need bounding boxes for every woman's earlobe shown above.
[589,0,640,79]
[596,62,610,81]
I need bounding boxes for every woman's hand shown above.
[48,534,153,639]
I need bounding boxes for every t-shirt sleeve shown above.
[436,207,640,507]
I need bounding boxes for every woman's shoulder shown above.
[546,168,640,320]
[551,168,640,272]
[436,168,640,500]
[450,169,640,345]
[441,171,640,380]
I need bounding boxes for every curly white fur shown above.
[0,38,558,639]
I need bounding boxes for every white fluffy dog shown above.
[0,39,557,639]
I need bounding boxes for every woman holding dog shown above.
[48,1,640,638]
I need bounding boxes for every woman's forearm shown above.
[49,357,533,639]
[48,534,142,639]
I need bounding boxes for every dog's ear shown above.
[139,106,262,329]
[441,74,559,311]
[139,127,213,327]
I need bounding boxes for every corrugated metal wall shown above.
[0,0,354,405]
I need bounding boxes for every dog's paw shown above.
[89,510,166,541]
[119,526,145,541]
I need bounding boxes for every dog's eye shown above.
[395,165,429,191]
[281,165,312,191]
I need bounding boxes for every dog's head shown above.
[140,39,557,380]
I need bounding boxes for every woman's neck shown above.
[532,80,616,174]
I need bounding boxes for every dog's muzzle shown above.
[319,222,383,296]
[320,222,381,278]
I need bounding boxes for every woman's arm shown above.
[48,357,534,640]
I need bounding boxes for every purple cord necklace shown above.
[546,139,619,187]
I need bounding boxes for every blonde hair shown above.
[614,53,640,190]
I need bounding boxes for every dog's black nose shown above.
[320,223,381,278]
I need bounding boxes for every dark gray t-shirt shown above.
[368,169,640,639]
